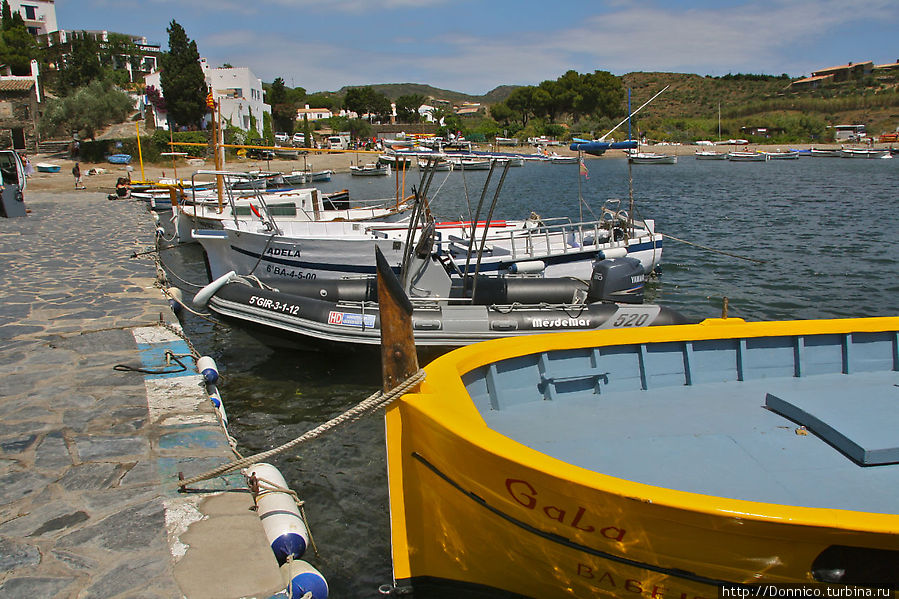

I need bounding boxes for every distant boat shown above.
[417,158,453,171]
[727,151,767,162]
[548,154,578,164]
[495,137,519,146]
[764,150,800,160]
[809,148,841,157]
[840,148,889,159]
[715,139,749,146]
[628,150,677,164]
[694,150,727,160]
[445,157,492,170]
[35,162,61,173]
[350,163,390,176]
[107,154,132,164]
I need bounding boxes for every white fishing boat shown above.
[840,148,889,159]
[764,150,800,160]
[809,148,842,157]
[727,151,767,162]
[445,156,492,170]
[548,154,578,164]
[416,158,453,171]
[627,151,677,164]
[693,150,727,160]
[350,163,390,176]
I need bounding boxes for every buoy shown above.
[193,271,237,309]
[196,356,219,385]
[282,559,328,599]
[598,247,628,260]
[246,463,310,566]
[207,384,227,426]
[507,260,545,274]
[168,287,184,314]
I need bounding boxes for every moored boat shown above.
[840,148,890,159]
[764,150,800,160]
[810,148,842,157]
[350,163,390,176]
[627,151,677,164]
[382,315,899,597]
[693,150,727,160]
[727,151,767,162]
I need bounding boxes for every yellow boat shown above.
[382,313,899,597]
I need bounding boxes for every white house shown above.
[9,0,57,37]
[296,105,332,121]
[144,58,269,136]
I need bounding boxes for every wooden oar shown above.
[376,246,419,393]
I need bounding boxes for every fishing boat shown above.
[445,156,492,170]
[380,313,899,597]
[417,158,453,171]
[763,150,800,160]
[627,151,677,165]
[35,162,61,173]
[810,148,842,157]
[569,140,638,156]
[350,163,390,176]
[194,234,686,351]
[495,137,519,146]
[378,153,414,168]
[693,150,727,160]
[548,154,578,164]
[840,148,890,159]
[727,151,767,162]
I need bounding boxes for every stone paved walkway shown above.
[0,192,281,598]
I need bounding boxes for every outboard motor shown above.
[587,257,645,304]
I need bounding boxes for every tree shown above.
[267,77,295,133]
[159,20,207,129]
[302,114,312,148]
[343,86,391,121]
[58,32,103,92]
[39,80,133,140]
[395,94,425,123]
[0,1,38,75]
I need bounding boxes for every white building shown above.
[144,58,269,136]
[296,105,332,121]
[9,0,57,37]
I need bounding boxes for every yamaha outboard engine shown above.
[587,257,645,304]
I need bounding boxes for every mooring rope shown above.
[175,369,427,490]
[662,233,767,264]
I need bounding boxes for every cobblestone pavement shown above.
[0,192,280,598]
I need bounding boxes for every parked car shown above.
[292,133,305,146]
[274,132,289,144]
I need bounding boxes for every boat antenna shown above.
[399,187,426,284]
[598,85,669,142]
[462,160,498,284]
[627,88,635,236]
[470,159,511,300]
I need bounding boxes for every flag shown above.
[579,157,589,180]
[205,92,215,111]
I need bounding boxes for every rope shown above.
[662,233,767,264]
[114,350,189,375]
[175,369,426,490]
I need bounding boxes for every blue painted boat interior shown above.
[462,331,899,514]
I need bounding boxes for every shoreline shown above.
[21,142,893,194]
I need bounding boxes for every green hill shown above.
[329,83,517,105]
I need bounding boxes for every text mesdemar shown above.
[530,317,590,328]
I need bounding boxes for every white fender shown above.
[193,271,236,308]
[207,384,227,426]
[598,247,628,260]
[507,260,545,274]
[247,463,310,566]
[167,287,184,314]
[282,559,328,599]
[196,356,219,385]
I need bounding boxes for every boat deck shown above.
[463,331,899,514]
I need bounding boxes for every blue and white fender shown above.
[167,286,184,315]
[246,463,327,598]
[207,384,227,427]
[196,355,219,385]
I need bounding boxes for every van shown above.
[0,150,26,191]
[327,134,351,150]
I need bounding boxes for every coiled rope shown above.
[175,368,426,490]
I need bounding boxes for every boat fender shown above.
[246,463,310,566]
[152,212,160,225]
[196,356,219,385]
[207,384,227,426]
[597,247,628,260]
[282,559,329,599]
[193,271,237,308]
[155,226,166,238]
[167,287,184,314]
[507,260,545,274]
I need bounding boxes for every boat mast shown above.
[627,89,635,236]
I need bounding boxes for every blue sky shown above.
[57,0,899,95]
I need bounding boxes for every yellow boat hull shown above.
[385,318,899,597]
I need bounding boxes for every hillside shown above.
[329,83,517,104]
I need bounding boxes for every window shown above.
[23,5,37,19]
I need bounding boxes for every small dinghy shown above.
[36,163,61,173]
[107,154,132,164]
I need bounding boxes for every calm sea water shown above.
[164,155,899,597]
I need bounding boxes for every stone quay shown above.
[0,190,282,598]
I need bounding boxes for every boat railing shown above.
[189,170,284,235]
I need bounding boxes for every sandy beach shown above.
[20,142,882,194]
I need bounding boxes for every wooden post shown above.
[376,247,419,393]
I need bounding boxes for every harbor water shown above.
[160,154,899,597]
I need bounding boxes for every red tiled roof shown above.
[0,79,36,91]
[813,61,873,74]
